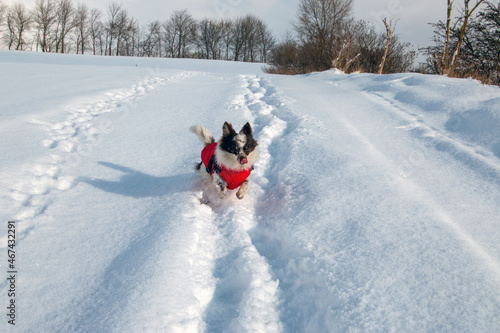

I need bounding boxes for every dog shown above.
[190,122,258,200]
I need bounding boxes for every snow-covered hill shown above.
[1,51,499,332]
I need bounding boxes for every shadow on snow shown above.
[81,161,196,198]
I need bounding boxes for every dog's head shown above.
[217,122,258,171]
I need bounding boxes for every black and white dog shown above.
[190,122,258,199]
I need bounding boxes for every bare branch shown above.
[449,0,486,72]
[379,18,392,74]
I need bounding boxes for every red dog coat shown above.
[201,142,252,190]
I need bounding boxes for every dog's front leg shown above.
[236,179,249,200]
[213,174,228,199]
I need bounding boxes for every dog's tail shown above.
[190,125,215,146]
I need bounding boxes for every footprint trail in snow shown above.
[0,71,195,247]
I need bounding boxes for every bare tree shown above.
[242,16,258,62]
[165,9,197,58]
[32,0,58,52]
[0,1,9,32]
[105,2,121,55]
[231,16,246,61]
[266,33,309,74]
[449,0,486,72]
[232,15,269,62]
[73,2,88,54]
[379,18,393,74]
[433,0,486,74]
[332,19,360,71]
[442,0,453,71]
[198,18,225,59]
[142,20,162,57]
[130,20,141,56]
[102,3,137,56]
[197,16,273,62]
[0,1,279,63]
[293,0,353,70]
[268,18,414,75]
[88,8,102,55]
[255,18,275,62]
[344,20,381,72]
[221,19,233,60]
[2,6,16,49]
[114,8,129,55]
[54,0,75,53]
[197,19,211,59]
[162,20,175,57]
[457,1,500,84]
[3,3,33,50]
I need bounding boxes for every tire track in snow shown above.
[332,89,500,282]
[199,75,288,332]
[202,201,281,333]
[339,108,500,278]
[0,71,196,248]
[225,75,347,331]
[366,91,500,184]
[305,76,500,284]
[359,90,500,280]
[238,76,347,332]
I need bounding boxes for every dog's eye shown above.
[244,145,254,154]
[230,147,239,154]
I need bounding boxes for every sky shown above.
[4,0,452,60]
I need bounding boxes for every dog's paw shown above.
[236,180,248,200]
[218,184,227,199]
[213,174,228,199]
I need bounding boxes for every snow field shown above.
[0,51,499,332]
[260,71,500,331]
[1,69,195,246]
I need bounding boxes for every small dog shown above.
[190,122,258,199]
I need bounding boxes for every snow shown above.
[1,50,499,332]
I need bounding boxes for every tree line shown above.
[0,0,275,62]
[266,0,499,84]
[421,0,500,85]
[265,0,416,75]
[1,0,498,83]
[0,0,422,75]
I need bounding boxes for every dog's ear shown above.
[222,122,235,137]
[240,122,253,136]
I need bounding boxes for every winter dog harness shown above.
[201,142,252,190]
